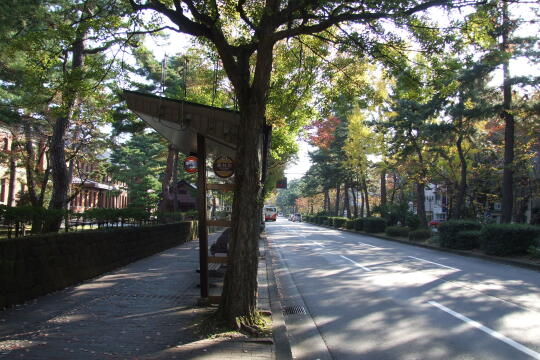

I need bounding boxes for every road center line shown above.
[408,256,460,271]
[428,301,540,359]
[339,255,372,272]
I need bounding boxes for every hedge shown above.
[480,224,540,256]
[354,218,364,231]
[363,217,387,233]
[0,222,196,309]
[386,226,410,237]
[453,230,482,250]
[346,219,355,229]
[332,217,348,228]
[409,229,432,241]
[439,220,482,249]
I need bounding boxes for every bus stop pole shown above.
[197,133,209,298]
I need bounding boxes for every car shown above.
[291,213,302,222]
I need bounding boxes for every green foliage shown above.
[528,237,540,258]
[406,214,421,230]
[409,229,432,241]
[439,220,482,249]
[480,224,540,256]
[453,230,482,250]
[331,217,348,228]
[346,219,355,229]
[386,226,410,237]
[363,217,387,233]
[354,218,365,231]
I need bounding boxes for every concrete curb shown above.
[262,234,293,360]
[311,223,540,273]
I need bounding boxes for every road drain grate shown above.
[283,305,307,315]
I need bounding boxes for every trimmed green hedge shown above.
[0,222,196,309]
[409,229,432,241]
[346,219,355,229]
[354,218,365,231]
[386,226,410,237]
[363,217,387,233]
[331,217,348,228]
[439,220,482,249]
[454,230,481,250]
[481,224,540,256]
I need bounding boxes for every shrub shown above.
[386,226,410,237]
[409,229,432,241]
[346,219,355,229]
[453,230,481,250]
[439,220,482,249]
[354,218,364,231]
[406,214,421,230]
[332,217,348,228]
[528,237,540,258]
[363,217,387,233]
[480,224,540,256]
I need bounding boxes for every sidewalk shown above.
[0,232,277,359]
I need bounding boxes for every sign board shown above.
[184,156,198,173]
[213,156,234,178]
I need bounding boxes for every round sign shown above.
[184,156,198,173]
[213,156,234,178]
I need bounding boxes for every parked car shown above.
[263,206,277,221]
[291,213,302,222]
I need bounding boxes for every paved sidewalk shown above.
[0,233,275,359]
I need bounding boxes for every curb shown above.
[262,234,293,360]
[311,223,540,273]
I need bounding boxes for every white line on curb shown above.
[408,256,460,271]
[340,255,372,272]
[428,301,540,359]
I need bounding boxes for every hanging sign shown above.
[213,156,234,178]
[184,156,198,173]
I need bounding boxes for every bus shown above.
[263,206,277,222]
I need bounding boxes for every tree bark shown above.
[380,168,387,207]
[7,139,16,207]
[416,182,428,228]
[159,144,177,213]
[334,185,341,216]
[351,186,358,218]
[44,23,86,233]
[455,132,468,219]
[324,189,330,213]
[501,0,514,223]
[362,176,370,216]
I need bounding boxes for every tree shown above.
[129,0,476,327]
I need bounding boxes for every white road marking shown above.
[311,241,325,247]
[408,256,460,271]
[428,301,540,359]
[358,242,378,248]
[340,255,372,272]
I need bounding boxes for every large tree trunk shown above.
[351,186,358,218]
[362,176,370,216]
[380,168,387,207]
[44,27,86,233]
[500,1,514,223]
[416,182,428,228]
[455,132,468,219]
[219,41,274,326]
[360,187,365,218]
[324,189,330,213]
[7,139,16,207]
[159,144,177,213]
[334,185,341,216]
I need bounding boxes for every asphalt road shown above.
[266,218,540,360]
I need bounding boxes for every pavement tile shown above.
[0,233,276,360]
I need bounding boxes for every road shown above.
[266,218,540,360]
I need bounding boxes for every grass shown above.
[195,310,272,340]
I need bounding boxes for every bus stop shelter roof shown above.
[122,90,239,157]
